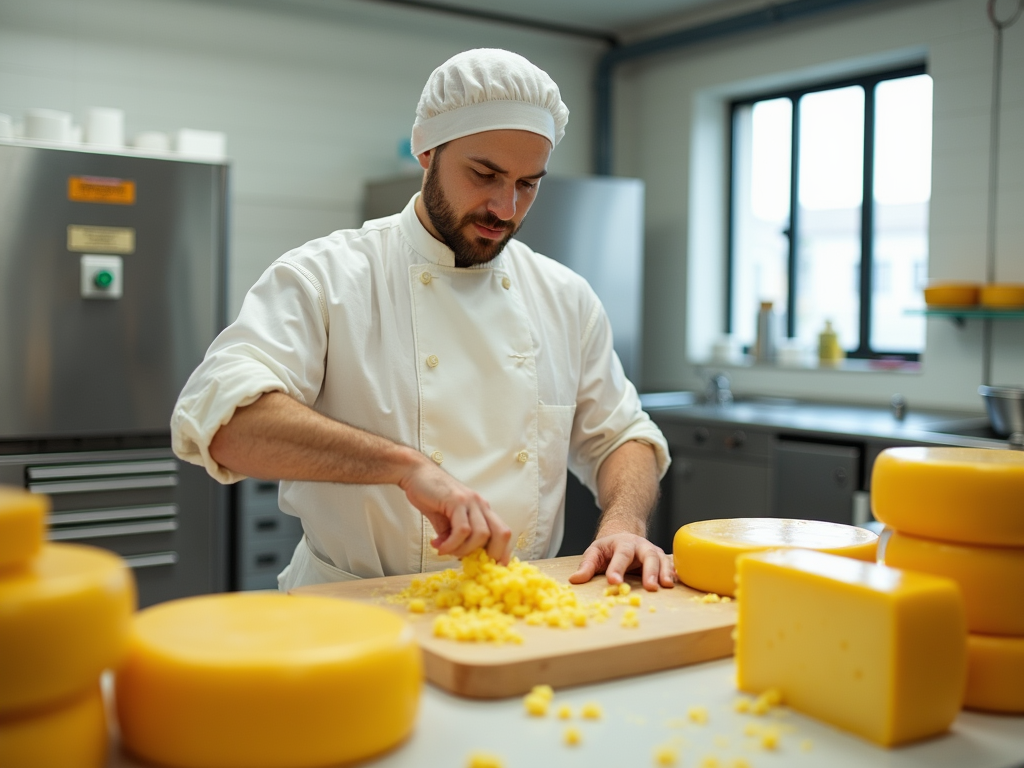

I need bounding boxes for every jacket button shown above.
[431,451,444,464]
[426,355,439,368]
[516,450,529,463]
[420,272,432,285]
[502,276,511,290]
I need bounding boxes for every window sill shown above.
[693,355,922,374]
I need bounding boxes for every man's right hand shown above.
[398,456,512,564]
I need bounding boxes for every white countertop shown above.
[106,658,1024,768]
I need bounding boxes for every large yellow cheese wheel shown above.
[0,543,135,716]
[872,447,1024,545]
[673,518,878,596]
[116,593,423,768]
[964,634,1024,713]
[0,684,107,768]
[737,549,967,747]
[0,487,48,571]
[884,530,1024,635]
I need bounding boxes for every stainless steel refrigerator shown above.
[0,141,229,606]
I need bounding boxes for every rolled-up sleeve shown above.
[568,296,670,498]
[171,259,329,484]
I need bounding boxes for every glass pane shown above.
[730,98,792,351]
[871,74,932,353]
[794,85,864,351]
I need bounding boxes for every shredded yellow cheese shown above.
[466,752,504,768]
[564,727,582,746]
[580,702,603,720]
[687,705,709,724]
[653,744,679,765]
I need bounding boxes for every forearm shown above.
[593,441,660,538]
[208,391,426,484]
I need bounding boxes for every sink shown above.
[920,417,1002,440]
[639,391,698,409]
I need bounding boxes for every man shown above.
[171,48,673,592]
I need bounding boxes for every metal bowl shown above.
[978,385,1024,437]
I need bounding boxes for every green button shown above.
[94,270,114,289]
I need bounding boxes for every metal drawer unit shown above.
[236,478,303,591]
[0,447,227,607]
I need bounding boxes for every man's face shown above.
[417,130,551,268]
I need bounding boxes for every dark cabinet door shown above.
[669,455,770,531]
[773,440,861,524]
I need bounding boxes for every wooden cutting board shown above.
[292,556,736,699]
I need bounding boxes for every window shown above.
[727,66,933,360]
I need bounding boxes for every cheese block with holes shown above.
[0,684,106,768]
[0,486,48,571]
[872,447,1024,545]
[674,518,878,597]
[964,634,1024,713]
[116,592,423,768]
[884,530,1024,635]
[736,549,966,747]
[0,543,135,716]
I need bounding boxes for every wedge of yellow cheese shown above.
[0,543,135,716]
[674,518,877,596]
[0,684,106,768]
[872,447,1024,545]
[0,486,48,571]
[884,530,1024,635]
[116,593,423,768]
[736,548,966,747]
[964,634,1024,713]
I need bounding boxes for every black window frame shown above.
[725,63,929,361]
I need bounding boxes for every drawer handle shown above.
[123,551,178,569]
[50,505,177,526]
[693,427,710,445]
[47,519,178,541]
[29,475,178,495]
[255,553,279,567]
[28,460,177,481]
[255,519,279,532]
[724,430,747,449]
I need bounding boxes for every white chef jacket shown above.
[171,194,670,588]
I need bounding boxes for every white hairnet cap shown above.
[411,48,569,157]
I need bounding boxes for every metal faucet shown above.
[706,373,733,406]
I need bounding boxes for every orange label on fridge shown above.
[68,176,136,205]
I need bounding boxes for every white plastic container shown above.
[85,107,125,147]
[24,109,72,142]
[174,129,226,160]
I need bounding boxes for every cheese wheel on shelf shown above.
[116,592,423,768]
[0,543,135,716]
[884,530,1024,635]
[736,549,967,747]
[964,634,1024,713]
[0,486,48,571]
[673,518,878,596]
[871,447,1024,545]
[0,684,107,768]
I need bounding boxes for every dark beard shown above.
[422,158,520,268]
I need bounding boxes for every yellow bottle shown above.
[818,320,844,365]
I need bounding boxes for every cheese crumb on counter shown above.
[564,727,582,746]
[687,705,709,724]
[557,704,573,719]
[393,550,612,643]
[523,693,549,717]
[699,756,720,768]
[467,752,504,768]
[621,608,640,628]
[580,702,603,720]
[530,684,554,701]
[653,744,679,765]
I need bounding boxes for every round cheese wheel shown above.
[964,634,1024,713]
[673,518,878,596]
[884,530,1024,635]
[116,593,423,768]
[0,487,48,571]
[871,447,1024,545]
[0,684,106,768]
[0,544,135,716]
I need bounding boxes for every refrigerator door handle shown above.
[28,475,178,495]
[27,460,179,480]
[47,519,178,541]
[122,551,179,569]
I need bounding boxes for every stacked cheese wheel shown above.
[0,486,136,768]
[873,447,1024,714]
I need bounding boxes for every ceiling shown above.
[370,0,740,40]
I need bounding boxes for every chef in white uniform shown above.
[171,48,673,592]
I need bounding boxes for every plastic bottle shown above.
[818,320,845,366]
[754,302,776,364]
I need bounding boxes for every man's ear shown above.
[417,150,432,170]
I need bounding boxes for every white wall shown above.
[620,0,1024,410]
[0,0,601,316]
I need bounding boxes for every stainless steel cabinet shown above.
[235,478,302,591]
[773,439,861,525]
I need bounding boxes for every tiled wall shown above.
[622,0,1024,410]
[0,0,601,317]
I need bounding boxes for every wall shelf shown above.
[907,308,1024,327]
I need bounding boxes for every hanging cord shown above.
[982,0,1021,387]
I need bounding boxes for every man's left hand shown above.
[567,533,675,591]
